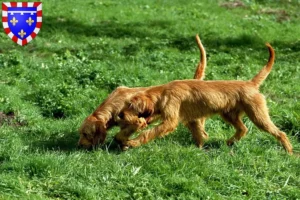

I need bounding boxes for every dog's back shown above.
[160,80,258,120]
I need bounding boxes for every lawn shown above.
[0,0,299,199]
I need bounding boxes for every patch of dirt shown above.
[259,8,290,22]
[220,1,246,9]
[0,111,27,127]
[220,1,290,22]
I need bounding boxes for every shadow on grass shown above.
[203,139,225,150]
[27,131,126,154]
[41,16,200,53]
[101,138,127,154]
[22,14,296,63]
[168,129,226,150]
[39,16,280,52]
[28,131,79,152]
[2,15,300,55]
[34,15,300,65]
[42,16,171,40]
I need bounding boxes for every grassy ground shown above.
[0,0,300,199]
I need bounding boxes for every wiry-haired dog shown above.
[78,35,207,149]
[121,44,293,154]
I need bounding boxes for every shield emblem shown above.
[2,2,42,46]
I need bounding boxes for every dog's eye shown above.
[83,133,88,138]
[118,112,124,119]
[83,133,93,141]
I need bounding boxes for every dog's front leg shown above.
[125,118,178,148]
[115,117,147,139]
[115,118,147,150]
[115,109,147,150]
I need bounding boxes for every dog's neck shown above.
[93,107,114,124]
[138,85,165,114]
[93,101,125,129]
[91,111,117,130]
[146,85,164,104]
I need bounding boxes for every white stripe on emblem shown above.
[2,11,7,17]
[3,22,8,29]
[27,2,34,7]
[37,4,42,11]
[8,32,14,38]
[17,2,22,7]
[8,11,37,15]
[33,28,40,34]
[3,2,10,7]
[27,36,32,42]
[37,17,42,22]
[17,39,22,45]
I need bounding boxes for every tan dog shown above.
[78,35,207,149]
[122,43,293,154]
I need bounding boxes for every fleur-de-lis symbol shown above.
[26,17,34,26]
[10,17,18,26]
[18,29,26,38]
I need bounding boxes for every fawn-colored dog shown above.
[120,43,293,154]
[78,35,207,149]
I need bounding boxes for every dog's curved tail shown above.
[193,34,207,80]
[251,43,275,88]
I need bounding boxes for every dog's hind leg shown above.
[221,111,248,146]
[244,95,293,154]
[185,118,208,148]
[199,118,209,139]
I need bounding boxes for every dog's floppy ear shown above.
[93,119,107,145]
[130,94,154,116]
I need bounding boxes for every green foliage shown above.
[0,0,299,199]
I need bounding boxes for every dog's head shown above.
[78,115,107,149]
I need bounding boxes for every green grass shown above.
[1,0,300,199]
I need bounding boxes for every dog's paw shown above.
[226,139,235,146]
[122,145,129,151]
[137,117,147,129]
[125,140,141,148]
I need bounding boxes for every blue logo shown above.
[2,2,42,46]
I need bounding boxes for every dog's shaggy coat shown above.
[78,35,207,149]
[122,43,293,154]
